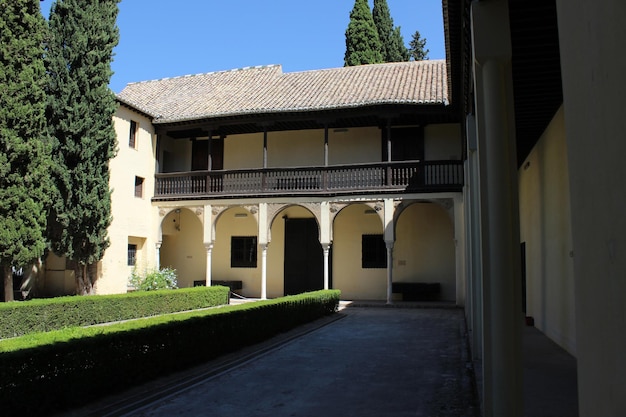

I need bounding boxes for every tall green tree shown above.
[344,0,383,66]
[388,26,410,62]
[46,0,120,295]
[409,30,430,61]
[0,0,51,301]
[372,0,409,62]
[372,0,393,61]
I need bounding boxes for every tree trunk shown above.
[3,264,14,302]
[74,262,96,295]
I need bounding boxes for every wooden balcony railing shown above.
[153,160,463,199]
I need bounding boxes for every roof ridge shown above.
[284,59,446,76]
[124,64,283,86]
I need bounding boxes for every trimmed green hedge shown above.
[0,289,340,417]
[0,286,230,339]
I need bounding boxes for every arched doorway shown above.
[283,217,323,295]
[160,208,205,288]
[269,205,323,296]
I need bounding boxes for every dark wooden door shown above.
[382,127,424,161]
[192,138,224,171]
[284,218,323,295]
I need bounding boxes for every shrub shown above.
[0,286,229,338]
[0,290,341,416]
[129,267,178,291]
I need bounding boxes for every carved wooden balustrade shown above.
[153,160,463,200]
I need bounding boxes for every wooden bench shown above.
[194,280,243,292]
[392,282,441,301]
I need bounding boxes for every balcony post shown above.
[207,128,213,171]
[263,126,268,168]
[323,124,329,190]
[386,120,392,186]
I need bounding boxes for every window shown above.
[231,236,257,268]
[362,234,387,268]
[128,244,137,266]
[134,176,144,198]
[129,120,138,148]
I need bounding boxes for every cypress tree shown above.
[372,0,393,61]
[344,0,383,66]
[46,0,120,295]
[388,26,410,62]
[409,30,430,61]
[0,0,51,301]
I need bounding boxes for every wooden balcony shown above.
[153,160,463,200]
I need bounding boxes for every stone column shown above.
[385,241,394,304]
[155,241,162,270]
[383,198,396,304]
[472,1,523,415]
[260,243,268,299]
[204,243,213,286]
[322,243,331,290]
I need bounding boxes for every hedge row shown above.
[0,289,340,417]
[0,286,230,339]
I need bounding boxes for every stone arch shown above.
[160,207,205,288]
[393,200,456,301]
[211,205,259,242]
[267,203,321,242]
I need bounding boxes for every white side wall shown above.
[518,106,576,354]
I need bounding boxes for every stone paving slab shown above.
[109,306,478,417]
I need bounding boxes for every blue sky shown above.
[39,0,445,93]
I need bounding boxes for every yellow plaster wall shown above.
[212,207,261,296]
[424,123,462,161]
[332,204,387,300]
[224,133,263,169]
[394,202,456,301]
[328,127,381,164]
[43,253,75,296]
[518,105,576,354]
[267,130,324,167]
[97,107,158,294]
[160,208,205,288]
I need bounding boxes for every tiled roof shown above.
[117,60,448,124]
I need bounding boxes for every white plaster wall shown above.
[518,106,576,354]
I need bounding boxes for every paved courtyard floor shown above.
[63,305,477,417]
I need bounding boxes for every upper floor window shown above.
[134,176,144,198]
[129,120,138,149]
